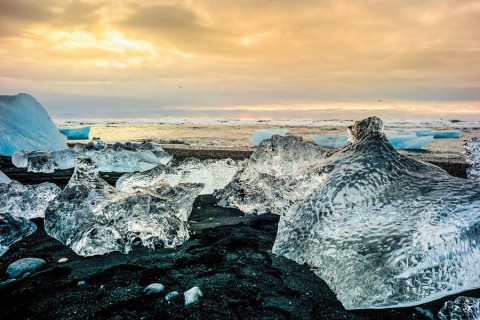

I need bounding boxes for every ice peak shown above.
[71,156,100,183]
[347,116,386,144]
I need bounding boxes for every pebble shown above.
[57,258,69,264]
[184,286,203,306]
[78,280,86,286]
[6,258,46,279]
[165,291,179,302]
[144,283,165,295]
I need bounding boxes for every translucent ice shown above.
[0,212,37,256]
[311,133,433,149]
[465,138,480,180]
[215,135,326,215]
[390,128,462,138]
[44,157,202,256]
[249,129,288,146]
[59,126,91,140]
[117,158,239,195]
[0,93,67,156]
[0,174,61,219]
[273,117,480,310]
[310,134,348,149]
[438,296,480,320]
[0,171,11,184]
[12,139,171,173]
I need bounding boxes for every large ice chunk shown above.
[215,135,326,215]
[117,158,239,195]
[0,174,61,219]
[465,137,480,180]
[438,296,480,320]
[310,133,433,149]
[59,126,91,140]
[250,129,288,146]
[44,157,202,256]
[0,93,67,156]
[0,212,37,256]
[12,139,172,173]
[272,117,480,310]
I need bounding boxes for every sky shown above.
[1,0,479,120]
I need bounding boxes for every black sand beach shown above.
[0,149,477,319]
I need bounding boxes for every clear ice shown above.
[438,296,480,320]
[59,126,91,140]
[117,158,239,195]
[0,172,61,219]
[215,135,326,215]
[0,212,37,256]
[44,157,202,256]
[12,139,172,173]
[271,117,480,309]
[249,129,288,146]
[0,93,67,156]
[465,137,480,180]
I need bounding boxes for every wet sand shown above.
[0,150,477,319]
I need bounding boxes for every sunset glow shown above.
[1,0,479,119]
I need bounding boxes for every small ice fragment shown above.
[249,129,287,146]
[0,171,11,184]
[184,286,203,306]
[57,257,69,264]
[144,283,165,295]
[438,296,480,320]
[78,280,86,286]
[165,291,179,302]
[0,212,37,256]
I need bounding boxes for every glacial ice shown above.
[438,296,480,320]
[249,129,288,146]
[59,126,91,140]
[0,212,37,256]
[0,93,67,156]
[44,157,202,256]
[117,158,240,195]
[390,128,463,138]
[0,174,61,219]
[12,139,172,173]
[215,135,326,215]
[272,116,480,309]
[310,134,348,149]
[465,138,480,180]
[310,133,433,149]
[0,171,11,184]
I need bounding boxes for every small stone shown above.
[57,257,69,263]
[144,283,165,295]
[165,291,179,302]
[184,286,203,306]
[6,258,46,279]
[78,280,86,286]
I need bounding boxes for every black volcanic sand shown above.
[0,153,477,319]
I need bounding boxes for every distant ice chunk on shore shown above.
[45,157,202,256]
[250,129,288,146]
[465,137,480,180]
[0,212,37,256]
[310,133,433,149]
[0,93,67,156]
[0,172,61,219]
[12,139,172,173]
[438,296,480,320]
[117,158,239,195]
[272,117,480,309]
[215,135,326,215]
[390,128,462,138]
[59,126,91,140]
